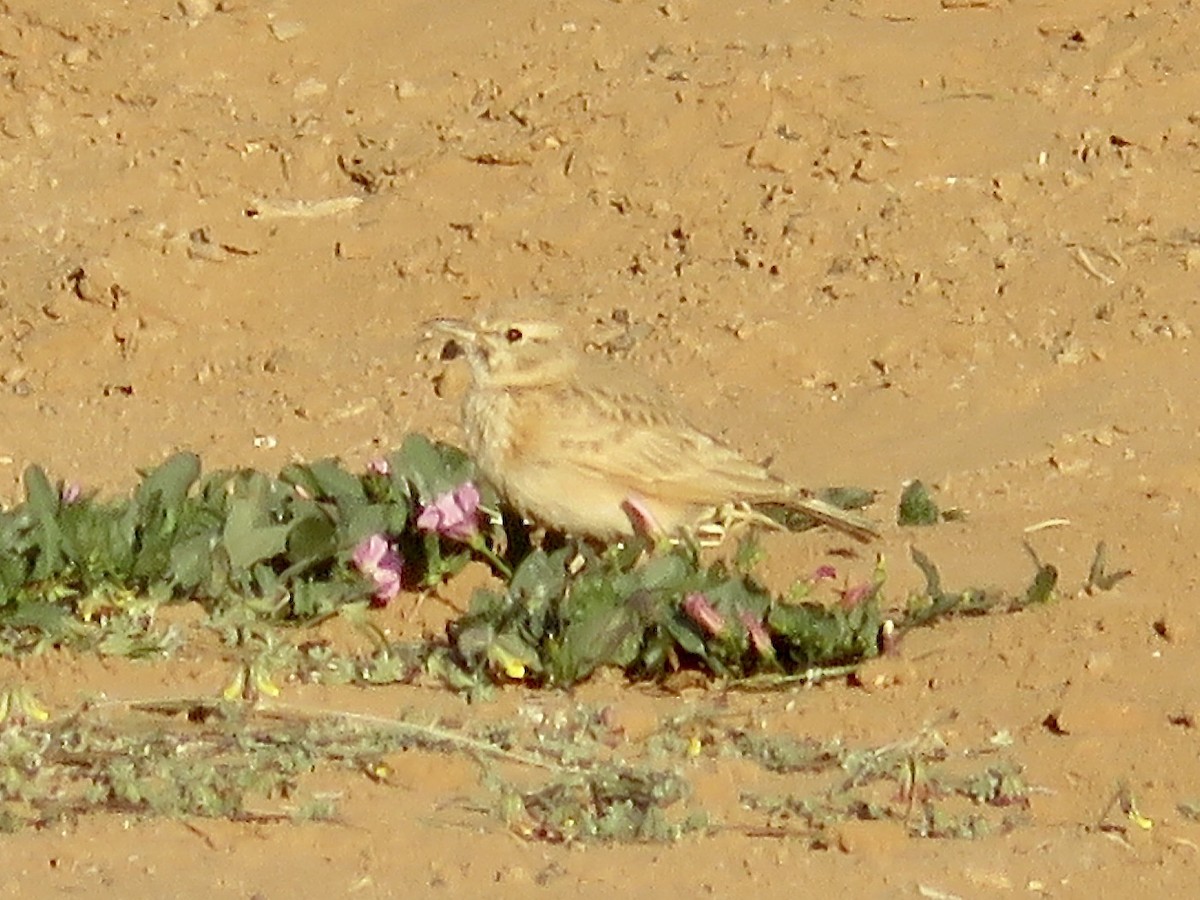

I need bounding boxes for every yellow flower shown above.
[489,644,531,680]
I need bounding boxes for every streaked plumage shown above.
[429,317,877,542]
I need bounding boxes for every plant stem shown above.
[470,536,513,580]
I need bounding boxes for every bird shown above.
[426,317,878,543]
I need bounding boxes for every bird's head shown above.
[426,318,576,389]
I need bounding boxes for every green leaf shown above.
[278,463,321,500]
[508,548,570,613]
[290,580,355,618]
[251,561,283,597]
[340,504,388,547]
[663,614,708,658]
[768,601,880,668]
[23,465,66,580]
[391,434,474,501]
[131,496,179,583]
[548,578,643,684]
[0,553,25,606]
[449,618,498,674]
[425,645,490,693]
[420,530,470,584]
[381,500,412,535]
[306,459,368,507]
[24,465,59,518]
[0,600,76,639]
[734,535,766,575]
[135,453,201,513]
[1022,562,1058,606]
[1086,542,1132,592]
[464,588,509,619]
[910,547,945,599]
[636,552,692,592]
[1019,542,1058,607]
[222,497,290,571]
[286,512,338,568]
[57,500,134,583]
[705,576,771,620]
[129,454,203,583]
[169,534,216,593]
[898,480,940,526]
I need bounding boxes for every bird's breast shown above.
[463,387,516,485]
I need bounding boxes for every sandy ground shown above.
[2,0,1200,895]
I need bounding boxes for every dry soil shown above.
[1,0,1199,896]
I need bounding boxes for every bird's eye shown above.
[504,327,524,343]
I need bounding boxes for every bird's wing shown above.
[514,381,787,506]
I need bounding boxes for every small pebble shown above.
[179,0,213,20]
[269,19,306,41]
[293,78,327,101]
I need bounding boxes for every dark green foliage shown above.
[0,438,1129,690]
[0,440,476,626]
[443,539,886,687]
[898,545,1072,632]
[898,479,941,526]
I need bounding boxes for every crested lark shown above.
[429,317,878,543]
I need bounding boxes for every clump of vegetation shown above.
[0,435,486,621]
[0,691,1032,844]
[0,437,1132,838]
[0,435,1129,690]
[737,732,1031,843]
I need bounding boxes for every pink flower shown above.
[416,482,481,542]
[621,494,664,539]
[683,592,727,638]
[811,565,837,583]
[60,482,82,504]
[352,533,403,607]
[739,610,774,658]
[838,581,874,609]
[366,457,390,476]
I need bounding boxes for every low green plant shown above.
[0,435,1128,692]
